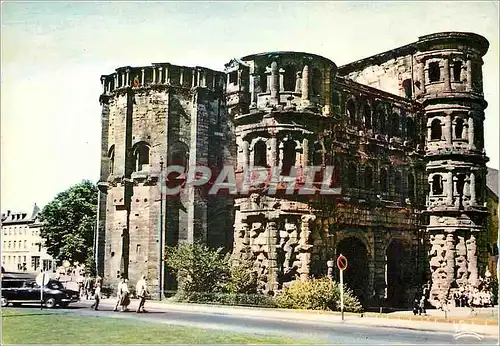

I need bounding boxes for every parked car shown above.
[1,275,79,308]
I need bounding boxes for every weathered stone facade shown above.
[97,32,490,308]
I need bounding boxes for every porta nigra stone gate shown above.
[96,32,491,308]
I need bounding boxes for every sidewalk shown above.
[90,298,499,337]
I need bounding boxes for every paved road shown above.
[10,301,498,345]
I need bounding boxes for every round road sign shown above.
[35,272,51,287]
[337,254,348,271]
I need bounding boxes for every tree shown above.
[39,180,97,265]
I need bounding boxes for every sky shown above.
[1,1,499,213]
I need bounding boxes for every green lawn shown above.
[2,308,321,344]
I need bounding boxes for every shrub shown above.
[164,242,230,294]
[275,277,363,313]
[225,259,258,295]
[170,291,277,308]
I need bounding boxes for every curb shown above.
[96,299,498,327]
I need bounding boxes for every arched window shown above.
[402,79,412,99]
[456,174,465,195]
[346,100,356,126]
[453,61,463,82]
[170,141,189,169]
[363,104,372,128]
[389,113,400,137]
[311,68,322,97]
[380,168,388,192]
[133,142,150,172]
[431,119,442,140]
[282,140,296,175]
[455,118,464,139]
[312,141,322,166]
[283,66,296,91]
[428,62,440,82]
[406,117,415,140]
[394,171,402,194]
[408,173,415,202]
[108,145,115,174]
[254,141,267,167]
[347,162,357,188]
[364,166,373,190]
[432,175,443,195]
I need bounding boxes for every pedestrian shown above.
[419,295,426,315]
[136,275,149,313]
[120,279,131,311]
[90,277,102,311]
[113,277,125,312]
[412,299,419,315]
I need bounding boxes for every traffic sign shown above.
[35,272,50,287]
[337,254,348,271]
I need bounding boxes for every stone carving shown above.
[466,234,478,287]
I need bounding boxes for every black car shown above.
[1,275,80,308]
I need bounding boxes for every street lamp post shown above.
[158,157,164,301]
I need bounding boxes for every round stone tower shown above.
[224,52,337,294]
[413,32,490,306]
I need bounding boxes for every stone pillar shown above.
[443,58,451,91]
[270,61,279,104]
[121,73,126,88]
[158,67,163,84]
[114,73,119,89]
[302,138,309,167]
[249,73,257,105]
[468,115,475,150]
[466,60,472,91]
[179,69,184,86]
[470,172,476,205]
[419,61,426,94]
[192,69,196,88]
[455,235,468,286]
[125,69,130,87]
[466,234,478,287]
[242,140,249,169]
[266,220,279,293]
[152,67,157,84]
[164,66,170,84]
[444,112,452,145]
[301,65,310,106]
[429,233,446,306]
[269,137,277,168]
[100,76,107,94]
[141,68,145,87]
[446,171,453,205]
[295,71,302,93]
[279,68,285,92]
[298,215,315,281]
[444,233,455,288]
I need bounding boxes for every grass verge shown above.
[2,308,320,344]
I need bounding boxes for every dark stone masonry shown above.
[96,32,491,308]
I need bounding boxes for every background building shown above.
[97,32,494,308]
[1,204,55,273]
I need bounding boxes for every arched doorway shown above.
[336,237,369,306]
[386,239,408,307]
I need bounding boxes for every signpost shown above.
[36,272,50,310]
[337,254,348,321]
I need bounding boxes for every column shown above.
[444,112,452,145]
[100,76,107,94]
[468,115,475,150]
[270,61,279,104]
[164,66,170,84]
[469,172,476,205]
[443,58,451,91]
[121,73,125,88]
[446,171,453,205]
[266,220,279,294]
[114,73,119,89]
[249,73,256,105]
[298,215,315,281]
[301,65,310,106]
[467,234,478,286]
[279,68,285,92]
[179,69,184,86]
[152,67,157,84]
[444,233,455,289]
[269,137,277,168]
[158,67,163,84]
[302,138,309,167]
[191,69,196,88]
[242,140,249,169]
[125,69,130,87]
[418,61,426,94]
[295,71,302,93]
[141,69,145,87]
[466,60,472,91]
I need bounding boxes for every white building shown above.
[1,204,55,273]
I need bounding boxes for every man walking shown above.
[136,275,149,313]
[113,277,125,312]
[90,276,102,311]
